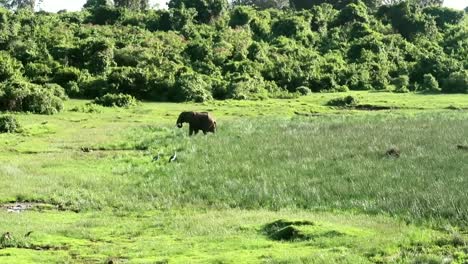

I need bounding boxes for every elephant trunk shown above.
[176,116,183,128]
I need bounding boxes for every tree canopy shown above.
[0,0,466,108]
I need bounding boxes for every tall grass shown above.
[129,112,468,225]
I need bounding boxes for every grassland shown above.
[1,91,468,263]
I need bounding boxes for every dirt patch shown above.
[293,111,322,117]
[2,202,56,213]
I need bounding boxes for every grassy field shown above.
[1,91,468,263]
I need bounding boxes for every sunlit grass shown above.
[1,92,468,262]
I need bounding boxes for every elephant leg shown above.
[194,129,200,135]
[202,130,207,135]
[189,126,194,136]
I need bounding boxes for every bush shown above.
[0,51,23,82]
[227,74,270,100]
[326,95,359,107]
[442,71,468,93]
[0,80,65,115]
[93,93,137,107]
[43,83,68,100]
[295,86,311,95]
[422,73,440,92]
[170,72,212,102]
[24,63,52,84]
[393,75,410,93]
[0,115,20,133]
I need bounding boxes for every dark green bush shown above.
[88,6,125,25]
[295,86,311,95]
[326,95,359,107]
[170,72,212,102]
[227,74,271,100]
[0,52,23,82]
[0,80,65,115]
[229,6,255,27]
[107,67,149,98]
[393,75,410,93]
[24,63,53,84]
[93,93,137,107]
[442,71,468,93]
[0,115,20,133]
[422,73,440,92]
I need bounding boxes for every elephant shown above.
[176,111,217,136]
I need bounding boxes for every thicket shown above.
[0,115,20,133]
[0,0,466,107]
[93,93,137,107]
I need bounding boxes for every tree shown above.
[168,0,229,23]
[232,0,289,9]
[290,0,381,10]
[84,0,111,9]
[113,0,149,10]
[0,0,36,10]
[382,0,443,7]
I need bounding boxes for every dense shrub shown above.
[295,86,311,95]
[168,0,228,23]
[0,115,20,133]
[422,73,440,92]
[442,71,468,93]
[0,80,65,114]
[0,52,23,82]
[0,2,465,102]
[326,95,359,107]
[93,93,137,107]
[227,74,272,100]
[393,75,410,93]
[24,63,53,84]
[170,72,213,102]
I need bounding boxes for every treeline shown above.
[0,0,467,113]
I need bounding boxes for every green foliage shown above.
[170,71,213,102]
[107,67,148,98]
[0,80,65,114]
[422,6,465,28]
[272,15,310,38]
[422,73,440,92]
[335,1,369,26]
[326,95,359,106]
[0,1,463,103]
[82,39,114,74]
[442,71,468,93]
[295,86,311,95]
[168,0,228,23]
[93,93,137,107]
[393,75,410,93]
[0,114,20,133]
[0,51,23,82]
[227,73,271,100]
[229,5,255,27]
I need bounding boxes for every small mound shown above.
[263,219,314,241]
[386,147,400,158]
[457,145,468,151]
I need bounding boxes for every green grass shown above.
[0,209,466,263]
[1,91,468,263]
